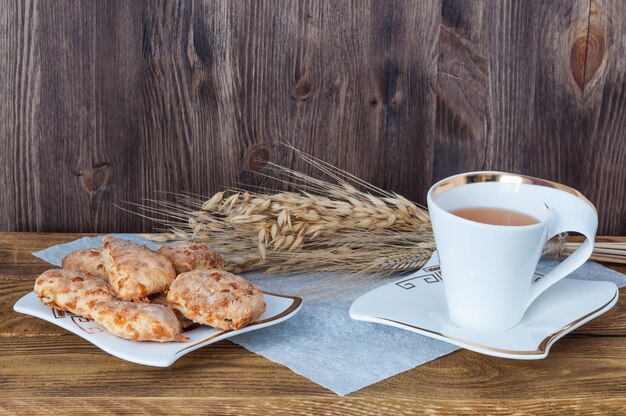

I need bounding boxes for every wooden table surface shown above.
[1,233,625,415]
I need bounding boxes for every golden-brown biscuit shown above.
[34,269,117,319]
[91,301,189,342]
[61,248,108,280]
[167,269,265,330]
[149,293,195,329]
[101,236,176,301]
[157,241,225,274]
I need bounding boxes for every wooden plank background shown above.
[1,0,625,234]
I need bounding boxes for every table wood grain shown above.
[1,233,625,415]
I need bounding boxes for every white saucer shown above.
[350,252,619,359]
[14,291,301,367]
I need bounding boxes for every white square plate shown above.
[14,291,302,367]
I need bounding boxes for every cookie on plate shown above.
[61,248,108,280]
[34,269,117,319]
[157,240,225,275]
[101,236,176,301]
[167,269,265,330]
[149,293,195,329]
[91,301,189,342]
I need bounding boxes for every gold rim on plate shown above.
[375,289,617,356]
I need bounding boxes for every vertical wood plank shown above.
[572,0,626,235]
[186,0,242,196]
[36,1,96,232]
[435,0,489,178]
[272,0,344,178]
[0,0,41,231]
[92,1,144,232]
[336,0,441,202]
[139,1,199,223]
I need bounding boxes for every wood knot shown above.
[584,26,605,82]
[79,163,110,193]
[246,146,270,172]
[570,25,605,91]
[293,78,313,101]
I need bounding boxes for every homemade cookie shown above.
[61,248,108,280]
[101,236,176,301]
[149,293,195,329]
[34,269,117,319]
[167,269,265,330]
[157,240,225,274]
[91,301,189,342]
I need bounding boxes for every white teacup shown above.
[427,171,597,331]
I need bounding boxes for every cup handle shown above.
[525,215,597,309]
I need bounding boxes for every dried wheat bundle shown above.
[129,147,435,279]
